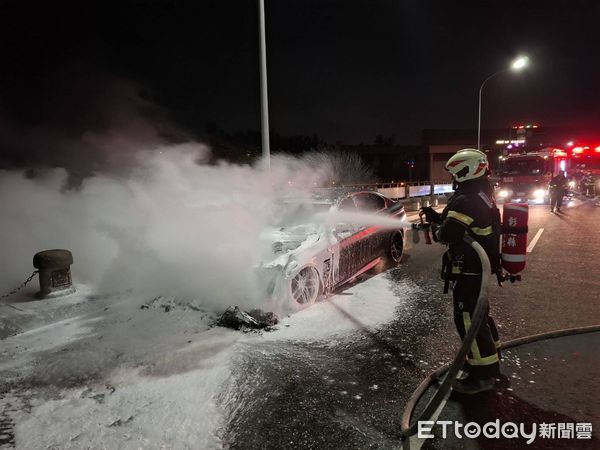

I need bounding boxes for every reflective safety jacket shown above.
[549,175,568,193]
[436,181,502,278]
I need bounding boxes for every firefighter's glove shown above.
[420,207,442,224]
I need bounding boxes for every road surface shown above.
[223,199,600,449]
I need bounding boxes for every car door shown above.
[351,193,388,265]
[333,195,363,284]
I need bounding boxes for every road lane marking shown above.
[527,228,544,253]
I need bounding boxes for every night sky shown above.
[1,0,599,153]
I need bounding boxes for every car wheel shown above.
[387,230,404,263]
[290,266,320,308]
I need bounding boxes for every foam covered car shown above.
[258,190,406,311]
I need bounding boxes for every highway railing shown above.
[331,181,453,210]
[333,181,453,200]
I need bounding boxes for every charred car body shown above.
[258,190,406,311]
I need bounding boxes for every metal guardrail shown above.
[336,181,454,200]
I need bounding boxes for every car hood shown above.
[259,224,324,268]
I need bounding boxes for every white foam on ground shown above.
[1,285,242,449]
[2,270,417,448]
[0,316,99,373]
[260,272,413,342]
[12,330,237,450]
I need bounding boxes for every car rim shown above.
[291,267,319,306]
[391,233,403,262]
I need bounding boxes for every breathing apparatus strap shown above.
[442,256,451,294]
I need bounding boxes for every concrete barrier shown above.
[378,186,407,199]
[347,181,454,203]
[433,183,454,195]
[408,185,431,198]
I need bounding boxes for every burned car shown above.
[259,190,406,311]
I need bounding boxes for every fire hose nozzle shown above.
[411,222,432,244]
[411,223,421,244]
[418,213,433,245]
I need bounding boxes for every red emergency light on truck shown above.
[571,144,600,197]
[496,147,569,203]
[571,145,600,175]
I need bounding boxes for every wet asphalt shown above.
[423,331,600,449]
[223,199,600,449]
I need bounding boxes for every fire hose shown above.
[400,233,491,439]
[401,227,600,444]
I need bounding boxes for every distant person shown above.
[581,172,596,198]
[574,168,585,188]
[549,171,568,213]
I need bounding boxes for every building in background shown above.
[422,128,496,180]
[335,143,429,182]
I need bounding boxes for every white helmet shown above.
[445,148,489,182]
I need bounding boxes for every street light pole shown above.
[477,70,508,150]
[477,56,529,151]
[258,0,270,169]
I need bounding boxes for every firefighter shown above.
[421,148,502,394]
[549,170,568,212]
[581,171,596,198]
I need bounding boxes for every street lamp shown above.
[511,56,529,70]
[477,56,529,150]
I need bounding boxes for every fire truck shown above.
[571,145,600,175]
[495,147,569,203]
[571,144,600,196]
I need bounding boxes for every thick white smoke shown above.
[0,144,333,312]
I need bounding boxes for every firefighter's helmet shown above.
[445,149,489,182]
